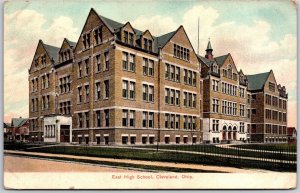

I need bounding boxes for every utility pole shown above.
[197,17,200,55]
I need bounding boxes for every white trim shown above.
[130,134,137,137]
[164,85,180,91]
[161,111,200,117]
[115,45,158,61]
[84,134,89,137]
[164,135,170,137]
[142,81,154,86]
[183,135,188,137]
[161,59,199,72]
[74,110,90,113]
[95,134,101,137]
[121,134,128,137]
[149,134,155,137]
[193,135,197,137]
[104,134,109,137]
[141,134,148,137]
[175,135,180,137]
[182,89,197,94]
[122,77,136,82]
[77,135,82,137]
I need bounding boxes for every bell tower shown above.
[205,39,213,60]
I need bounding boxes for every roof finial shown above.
[206,38,212,51]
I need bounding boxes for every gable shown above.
[142,30,154,41]
[74,9,114,52]
[221,54,238,73]
[122,22,135,34]
[29,40,52,73]
[265,70,279,93]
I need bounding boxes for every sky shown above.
[4,0,297,127]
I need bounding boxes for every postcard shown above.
[3,0,297,190]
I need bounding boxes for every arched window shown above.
[223,125,227,131]
[233,126,237,131]
[228,126,232,131]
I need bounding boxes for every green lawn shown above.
[4,144,295,172]
[136,144,297,161]
[232,143,297,152]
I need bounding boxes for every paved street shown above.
[4,155,139,173]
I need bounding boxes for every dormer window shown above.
[124,31,129,44]
[94,26,103,45]
[143,38,152,52]
[124,30,134,46]
[269,82,275,92]
[83,33,90,49]
[212,64,218,73]
[129,33,134,46]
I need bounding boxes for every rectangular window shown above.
[174,44,190,61]
[85,85,89,102]
[175,115,180,129]
[122,52,128,70]
[143,58,148,75]
[104,80,109,99]
[96,110,101,127]
[122,110,128,127]
[165,88,170,104]
[175,91,180,106]
[165,64,169,79]
[142,112,147,128]
[212,99,219,113]
[129,82,135,99]
[95,82,101,100]
[122,80,128,98]
[78,62,82,78]
[78,87,82,103]
[149,112,154,128]
[85,112,89,128]
[104,109,109,127]
[175,67,180,82]
[149,85,154,102]
[104,51,109,71]
[129,110,135,127]
[170,65,175,80]
[148,60,154,76]
[129,54,135,72]
[143,84,148,101]
[78,113,83,128]
[165,114,169,129]
[85,59,89,75]
[124,31,128,44]
[129,33,134,46]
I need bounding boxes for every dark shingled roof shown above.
[95,9,177,53]
[99,15,124,32]
[11,118,28,127]
[214,54,229,66]
[246,71,270,91]
[43,43,60,63]
[197,54,229,67]
[156,30,177,49]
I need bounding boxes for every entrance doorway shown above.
[60,125,70,143]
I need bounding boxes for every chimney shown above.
[205,40,213,60]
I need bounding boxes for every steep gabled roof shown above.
[197,54,229,67]
[214,54,229,66]
[156,30,177,49]
[43,43,60,63]
[98,15,124,32]
[11,118,28,127]
[246,71,271,91]
[66,38,76,48]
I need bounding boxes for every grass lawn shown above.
[232,143,297,152]
[135,144,296,161]
[4,144,295,172]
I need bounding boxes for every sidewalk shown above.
[4,150,279,173]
